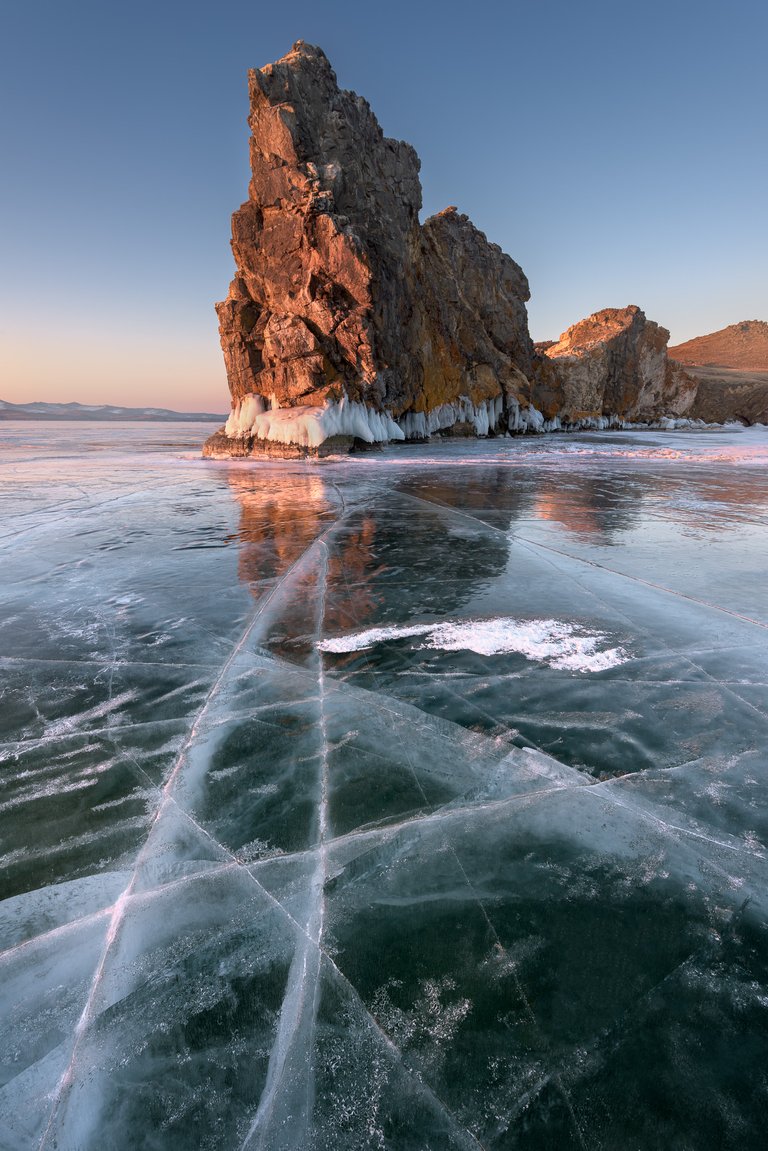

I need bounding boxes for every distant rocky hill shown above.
[670,321,768,370]
[0,400,226,422]
[668,321,768,425]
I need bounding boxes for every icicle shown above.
[225,394,269,437]
[398,394,504,440]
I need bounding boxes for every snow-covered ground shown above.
[1,421,768,1149]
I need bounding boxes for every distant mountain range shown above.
[670,320,768,371]
[0,400,226,422]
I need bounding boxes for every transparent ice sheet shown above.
[1,422,768,1149]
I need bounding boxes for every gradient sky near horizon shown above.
[1,0,766,411]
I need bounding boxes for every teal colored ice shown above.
[1,422,768,1149]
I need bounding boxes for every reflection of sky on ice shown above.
[1,422,768,1149]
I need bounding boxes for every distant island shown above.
[0,400,227,422]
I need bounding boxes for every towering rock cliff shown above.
[205,42,534,457]
[204,43,697,458]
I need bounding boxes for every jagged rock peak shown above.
[205,42,535,456]
[536,305,697,422]
[544,305,660,357]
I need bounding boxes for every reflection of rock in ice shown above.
[227,468,517,635]
[226,470,384,631]
[227,470,334,585]
[319,616,629,672]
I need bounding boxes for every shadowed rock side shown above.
[204,43,698,458]
[687,366,768,426]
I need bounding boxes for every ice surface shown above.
[2,421,768,1148]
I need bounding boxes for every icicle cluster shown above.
[224,394,404,448]
[398,395,505,439]
[223,391,709,452]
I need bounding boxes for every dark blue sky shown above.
[2,0,766,408]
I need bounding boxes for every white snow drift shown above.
[319,617,629,673]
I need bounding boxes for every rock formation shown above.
[204,43,698,458]
[533,306,698,426]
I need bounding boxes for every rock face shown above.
[205,44,698,458]
[670,321,768,371]
[206,42,534,457]
[534,306,698,424]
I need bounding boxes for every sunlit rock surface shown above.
[3,421,768,1147]
[535,305,698,423]
[207,42,534,457]
[670,319,768,371]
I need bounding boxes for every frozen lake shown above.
[2,420,768,1149]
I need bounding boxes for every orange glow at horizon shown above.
[1,324,230,413]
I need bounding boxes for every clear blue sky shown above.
[1,0,766,410]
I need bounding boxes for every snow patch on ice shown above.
[225,393,404,447]
[319,617,629,672]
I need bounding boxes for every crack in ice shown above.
[241,543,333,1150]
[36,515,345,1150]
